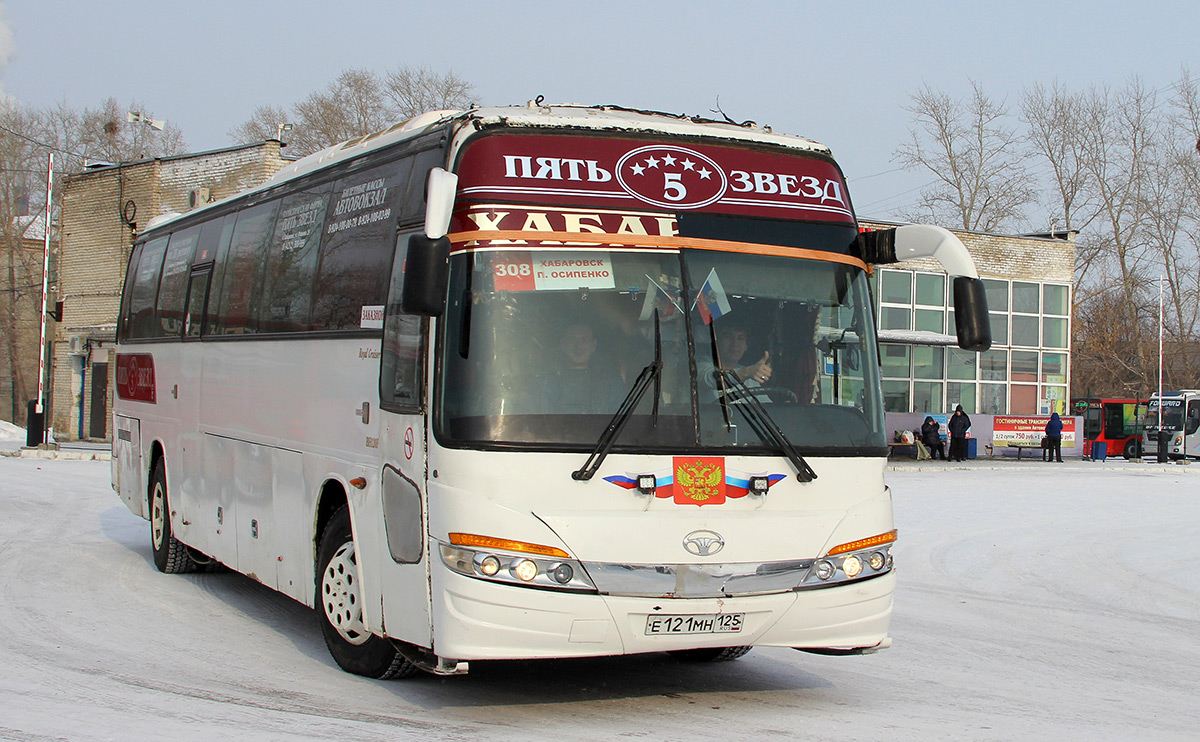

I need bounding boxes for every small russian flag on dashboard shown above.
[695,268,732,325]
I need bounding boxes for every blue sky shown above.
[2,0,1196,224]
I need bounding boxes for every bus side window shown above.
[156,226,200,338]
[380,231,424,412]
[127,236,170,340]
[213,201,278,335]
[184,268,212,339]
[197,214,235,337]
[117,242,145,342]
[1188,401,1200,435]
[312,158,412,331]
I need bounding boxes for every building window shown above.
[880,270,912,304]
[915,273,945,306]
[1043,284,1069,316]
[947,382,976,413]
[1011,315,1039,347]
[1012,281,1040,314]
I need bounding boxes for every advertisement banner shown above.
[993,416,1076,445]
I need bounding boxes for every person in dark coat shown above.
[921,415,945,460]
[947,405,972,461]
[1044,411,1064,462]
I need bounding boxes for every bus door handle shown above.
[355,401,370,424]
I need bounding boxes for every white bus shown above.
[1142,390,1200,460]
[112,104,991,678]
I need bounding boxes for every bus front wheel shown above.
[1124,438,1143,459]
[316,506,418,679]
[149,459,196,574]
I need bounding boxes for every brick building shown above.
[1,213,55,427]
[860,219,1076,417]
[51,141,288,441]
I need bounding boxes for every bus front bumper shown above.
[429,567,895,661]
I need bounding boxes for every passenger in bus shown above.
[1044,412,1064,462]
[537,322,625,414]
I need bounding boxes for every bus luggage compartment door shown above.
[113,415,144,517]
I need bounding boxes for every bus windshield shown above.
[436,230,885,455]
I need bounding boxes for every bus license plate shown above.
[645,613,744,635]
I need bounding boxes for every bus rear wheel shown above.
[316,505,418,679]
[149,459,197,574]
[1124,438,1143,459]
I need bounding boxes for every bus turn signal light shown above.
[827,530,897,556]
[449,532,570,558]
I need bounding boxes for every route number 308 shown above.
[494,262,532,277]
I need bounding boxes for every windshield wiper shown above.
[716,369,817,482]
[572,312,663,481]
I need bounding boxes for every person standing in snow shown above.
[1044,411,1064,462]
[947,405,972,461]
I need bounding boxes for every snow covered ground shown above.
[0,452,1197,741]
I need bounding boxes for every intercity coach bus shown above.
[112,103,991,678]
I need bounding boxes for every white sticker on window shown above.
[360,305,385,329]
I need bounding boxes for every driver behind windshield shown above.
[698,317,773,402]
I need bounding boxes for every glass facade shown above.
[876,268,1070,415]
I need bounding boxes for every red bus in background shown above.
[1073,398,1148,459]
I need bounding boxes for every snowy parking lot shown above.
[1,449,1197,741]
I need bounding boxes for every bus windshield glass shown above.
[436,227,885,455]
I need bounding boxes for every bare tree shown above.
[1021,82,1097,234]
[0,97,184,424]
[230,65,476,157]
[226,104,291,148]
[383,66,474,118]
[895,80,1036,233]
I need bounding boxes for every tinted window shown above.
[118,242,144,341]
[184,268,211,338]
[127,236,169,339]
[260,186,330,332]
[380,232,424,412]
[197,215,235,336]
[311,158,413,331]
[213,201,278,335]
[155,226,200,338]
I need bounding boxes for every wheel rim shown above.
[322,541,369,645]
[151,481,166,550]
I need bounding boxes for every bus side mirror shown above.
[425,167,457,239]
[402,233,451,316]
[953,276,991,351]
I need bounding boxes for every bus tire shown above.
[316,505,418,679]
[667,646,753,662]
[1124,439,1142,459]
[149,459,197,574]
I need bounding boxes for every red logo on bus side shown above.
[116,353,157,403]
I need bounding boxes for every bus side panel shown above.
[113,414,143,517]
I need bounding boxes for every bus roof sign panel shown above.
[456,134,853,223]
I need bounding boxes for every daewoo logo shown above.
[682,529,725,557]
[616,145,727,209]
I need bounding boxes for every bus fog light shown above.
[868,551,887,571]
[477,554,501,576]
[814,560,835,580]
[842,555,863,578]
[512,559,538,582]
[549,562,574,584]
